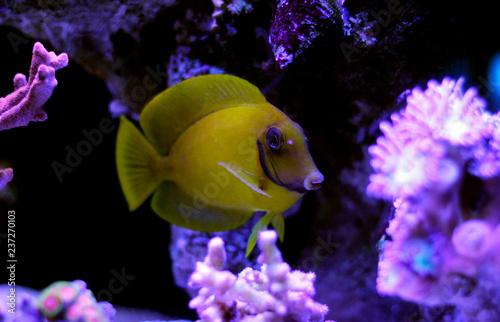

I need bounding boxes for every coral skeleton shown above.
[0,42,68,190]
[368,77,500,319]
[188,230,331,322]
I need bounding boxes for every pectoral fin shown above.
[246,212,276,257]
[271,213,285,242]
[218,161,270,197]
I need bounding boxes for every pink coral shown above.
[370,77,500,319]
[0,42,68,131]
[188,230,331,322]
[367,77,488,199]
[0,168,13,191]
[0,42,68,190]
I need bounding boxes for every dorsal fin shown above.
[140,74,268,155]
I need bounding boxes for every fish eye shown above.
[267,127,284,150]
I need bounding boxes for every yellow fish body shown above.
[116,75,323,255]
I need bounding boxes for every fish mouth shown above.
[304,171,324,190]
[258,141,319,193]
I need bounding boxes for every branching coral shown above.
[0,42,68,131]
[188,230,331,322]
[0,42,68,190]
[368,77,500,319]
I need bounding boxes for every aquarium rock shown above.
[369,77,500,320]
[0,285,43,321]
[170,217,259,298]
[269,0,345,69]
[0,1,177,117]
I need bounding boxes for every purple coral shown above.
[368,77,500,319]
[269,0,345,69]
[188,230,331,322]
[0,42,68,190]
[37,280,115,322]
[0,168,14,191]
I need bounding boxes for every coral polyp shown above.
[368,78,489,199]
[37,280,115,321]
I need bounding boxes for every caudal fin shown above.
[116,117,164,211]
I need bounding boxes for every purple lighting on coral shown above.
[369,77,500,319]
[0,167,13,191]
[0,42,68,191]
[367,77,489,200]
[0,42,68,131]
[37,280,115,321]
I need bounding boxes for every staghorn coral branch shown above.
[0,41,68,131]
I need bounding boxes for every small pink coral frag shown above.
[452,220,493,259]
[0,42,68,131]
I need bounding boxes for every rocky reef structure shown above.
[0,41,68,190]
[0,1,177,118]
[369,77,500,320]
[188,230,330,321]
[37,280,115,321]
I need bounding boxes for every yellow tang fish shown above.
[116,74,323,255]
